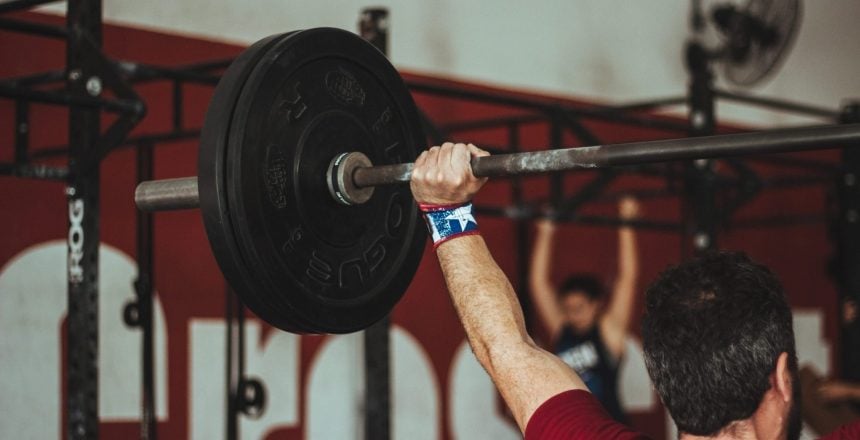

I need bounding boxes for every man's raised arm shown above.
[410,142,587,432]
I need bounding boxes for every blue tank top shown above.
[554,324,628,424]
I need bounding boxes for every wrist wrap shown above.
[419,202,480,248]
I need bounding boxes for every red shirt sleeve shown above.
[819,420,860,439]
[524,390,650,440]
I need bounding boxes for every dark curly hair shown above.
[641,251,798,436]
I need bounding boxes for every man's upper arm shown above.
[487,341,588,430]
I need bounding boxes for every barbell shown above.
[134,27,860,334]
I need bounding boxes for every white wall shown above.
[42,0,860,125]
[39,0,860,127]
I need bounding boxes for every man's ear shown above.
[774,352,792,403]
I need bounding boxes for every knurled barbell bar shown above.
[133,27,860,334]
[137,123,860,210]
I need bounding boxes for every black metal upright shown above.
[129,140,158,439]
[683,41,718,255]
[834,103,860,383]
[225,286,266,439]
[225,289,241,439]
[224,288,267,437]
[66,0,102,438]
[360,7,392,440]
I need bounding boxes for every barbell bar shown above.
[135,123,860,211]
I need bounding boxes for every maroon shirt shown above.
[525,390,860,440]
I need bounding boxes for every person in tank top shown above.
[529,197,641,423]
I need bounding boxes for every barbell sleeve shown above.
[135,123,860,212]
[135,176,199,211]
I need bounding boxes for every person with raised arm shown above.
[410,142,860,439]
[529,197,640,423]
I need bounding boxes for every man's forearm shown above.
[435,234,587,430]
[437,234,530,364]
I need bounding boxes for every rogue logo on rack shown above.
[68,198,85,284]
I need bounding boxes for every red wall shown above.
[0,12,840,439]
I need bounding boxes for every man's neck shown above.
[679,419,773,440]
[678,391,788,440]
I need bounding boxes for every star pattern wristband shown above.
[419,202,480,248]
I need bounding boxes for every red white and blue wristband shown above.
[419,202,480,248]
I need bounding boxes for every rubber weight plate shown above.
[200,28,427,334]
[199,32,312,334]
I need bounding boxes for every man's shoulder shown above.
[525,389,648,440]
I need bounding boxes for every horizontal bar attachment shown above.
[353,123,860,187]
[0,0,63,14]
[135,176,199,211]
[0,17,67,39]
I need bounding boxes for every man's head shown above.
[642,251,801,439]
[558,275,604,333]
